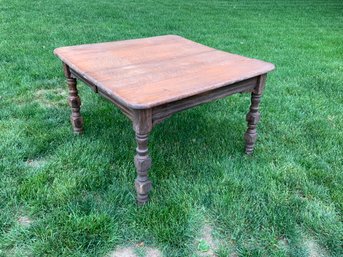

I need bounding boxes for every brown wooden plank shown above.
[113,59,273,108]
[55,35,187,55]
[54,35,275,109]
[54,35,214,73]
[85,51,244,86]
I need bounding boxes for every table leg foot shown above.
[244,92,261,155]
[64,64,83,134]
[134,132,152,204]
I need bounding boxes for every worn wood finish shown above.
[244,75,267,154]
[64,64,83,134]
[54,35,275,204]
[54,35,274,109]
[133,109,153,204]
[70,67,134,120]
[152,77,257,125]
[244,92,262,155]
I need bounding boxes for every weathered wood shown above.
[64,64,83,134]
[253,74,267,94]
[54,35,274,109]
[97,89,134,120]
[70,67,134,120]
[70,68,98,93]
[244,92,262,154]
[152,77,257,125]
[54,35,275,204]
[133,109,153,204]
[244,74,268,154]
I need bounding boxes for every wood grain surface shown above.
[54,35,274,109]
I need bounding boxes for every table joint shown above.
[69,68,135,121]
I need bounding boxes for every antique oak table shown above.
[54,35,275,204]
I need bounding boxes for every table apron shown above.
[151,77,258,125]
[70,69,135,120]
[69,67,260,126]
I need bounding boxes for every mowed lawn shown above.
[1,0,342,256]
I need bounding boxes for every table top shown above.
[54,35,274,109]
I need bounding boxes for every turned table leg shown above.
[63,64,83,134]
[244,75,267,155]
[134,132,152,204]
[244,92,261,154]
[133,110,153,204]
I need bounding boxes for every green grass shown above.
[1,0,342,256]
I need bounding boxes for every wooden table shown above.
[54,35,275,204]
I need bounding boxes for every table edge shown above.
[53,37,275,110]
